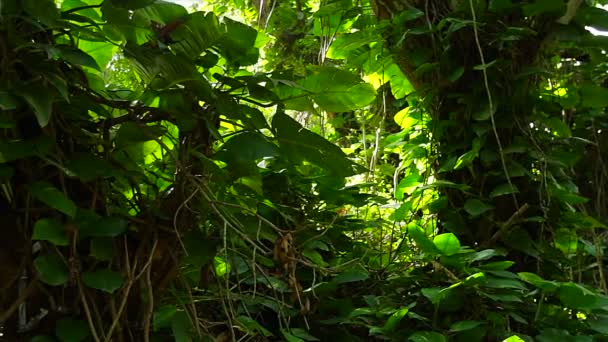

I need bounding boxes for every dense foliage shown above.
[2,0,608,341]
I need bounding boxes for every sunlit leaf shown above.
[518,272,559,291]
[384,308,409,332]
[433,233,460,256]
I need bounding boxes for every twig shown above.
[484,203,530,247]
[174,189,200,254]
[78,279,101,342]
[143,257,154,342]
[0,277,38,323]
[557,0,584,25]
[431,261,459,282]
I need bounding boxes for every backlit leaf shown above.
[433,233,461,256]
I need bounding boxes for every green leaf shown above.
[502,336,526,342]
[33,218,69,246]
[577,6,608,31]
[81,269,124,293]
[543,117,571,137]
[28,181,77,218]
[79,216,128,237]
[523,0,565,16]
[23,0,59,24]
[34,253,69,286]
[170,12,222,59]
[215,132,278,164]
[66,153,114,182]
[0,91,18,110]
[433,233,461,256]
[153,305,177,331]
[489,183,519,198]
[580,84,608,108]
[408,224,439,255]
[468,249,503,262]
[114,122,166,148]
[78,40,117,70]
[587,316,608,334]
[294,67,376,112]
[464,199,494,216]
[16,84,54,127]
[449,320,484,332]
[464,272,487,286]
[518,272,559,291]
[394,107,420,130]
[549,186,588,205]
[0,136,54,162]
[236,316,273,337]
[288,328,319,341]
[303,249,328,267]
[213,256,230,277]
[384,307,409,332]
[562,211,607,229]
[395,172,420,200]
[554,228,577,256]
[484,277,527,290]
[333,267,369,284]
[110,0,157,9]
[217,17,259,66]
[273,113,358,177]
[172,311,194,342]
[282,331,306,342]
[559,282,599,309]
[55,318,89,342]
[90,237,114,261]
[408,331,447,342]
[327,31,376,59]
[447,66,465,82]
[52,45,101,70]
